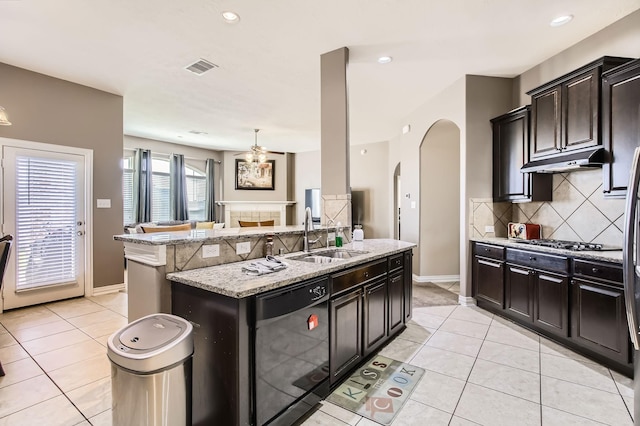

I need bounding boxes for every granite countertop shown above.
[167,239,416,298]
[114,225,334,246]
[471,237,623,264]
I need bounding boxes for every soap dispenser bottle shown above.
[335,222,343,247]
[264,235,274,257]
[353,225,364,241]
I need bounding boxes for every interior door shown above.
[2,145,87,310]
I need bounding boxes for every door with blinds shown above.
[2,145,87,310]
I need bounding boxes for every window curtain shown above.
[132,148,152,223]
[170,153,189,221]
[205,159,216,222]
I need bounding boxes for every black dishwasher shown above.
[254,277,330,426]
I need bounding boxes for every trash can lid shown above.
[118,315,183,351]
[107,313,193,373]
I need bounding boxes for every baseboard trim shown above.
[91,283,126,297]
[458,295,477,306]
[412,274,460,283]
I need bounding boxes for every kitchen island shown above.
[167,239,415,426]
[114,225,338,320]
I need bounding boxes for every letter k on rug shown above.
[326,355,425,424]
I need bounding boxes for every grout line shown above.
[608,368,635,423]
[0,296,127,424]
[539,327,543,426]
[0,322,90,423]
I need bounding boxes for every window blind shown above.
[123,168,134,225]
[152,172,170,222]
[187,175,206,221]
[16,156,77,290]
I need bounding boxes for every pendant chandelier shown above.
[245,129,268,164]
[0,106,12,126]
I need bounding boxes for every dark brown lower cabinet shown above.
[533,271,569,337]
[505,264,534,322]
[571,278,630,367]
[388,272,404,336]
[403,251,413,322]
[474,256,504,311]
[473,242,632,376]
[363,277,388,357]
[329,288,362,384]
[505,264,569,337]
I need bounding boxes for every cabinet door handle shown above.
[592,267,599,273]
[529,256,537,261]
[364,272,369,278]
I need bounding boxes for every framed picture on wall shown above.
[235,159,275,190]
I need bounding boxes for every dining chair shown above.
[238,220,275,227]
[0,234,14,377]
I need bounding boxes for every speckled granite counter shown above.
[471,237,623,264]
[114,225,320,245]
[167,239,416,298]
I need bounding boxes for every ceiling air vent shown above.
[185,58,218,75]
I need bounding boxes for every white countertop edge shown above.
[114,225,335,245]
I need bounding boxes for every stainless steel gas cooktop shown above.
[513,239,622,251]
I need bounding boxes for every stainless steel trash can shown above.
[107,313,193,426]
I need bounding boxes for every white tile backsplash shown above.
[471,169,625,245]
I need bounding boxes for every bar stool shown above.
[0,234,14,377]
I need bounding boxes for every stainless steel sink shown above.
[289,249,369,264]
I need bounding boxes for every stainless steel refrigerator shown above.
[623,146,640,422]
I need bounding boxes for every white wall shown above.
[124,135,223,171]
[395,77,466,280]
[419,120,460,278]
[222,151,291,203]
[515,10,640,106]
[394,75,512,298]
[294,141,391,238]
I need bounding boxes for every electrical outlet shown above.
[202,244,220,258]
[485,225,495,233]
[96,199,111,208]
[328,232,336,242]
[236,241,251,255]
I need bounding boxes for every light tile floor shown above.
[0,293,126,425]
[0,282,634,425]
[303,281,635,426]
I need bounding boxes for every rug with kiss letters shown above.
[326,355,424,425]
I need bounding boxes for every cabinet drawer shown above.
[506,249,569,273]
[573,259,622,285]
[331,259,387,295]
[474,243,505,260]
[388,254,404,272]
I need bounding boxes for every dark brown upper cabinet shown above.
[602,58,640,198]
[491,106,552,202]
[528,56,633,160]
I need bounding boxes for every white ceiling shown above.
[1,1,639,153]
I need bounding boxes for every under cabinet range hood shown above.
[520,147,605,173]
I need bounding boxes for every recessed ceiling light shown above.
[550,15,573,27]
[188,130,208,135]
[222,11,240,23]
[377,56,393,64]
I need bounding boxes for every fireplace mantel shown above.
[217,201,296,227]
